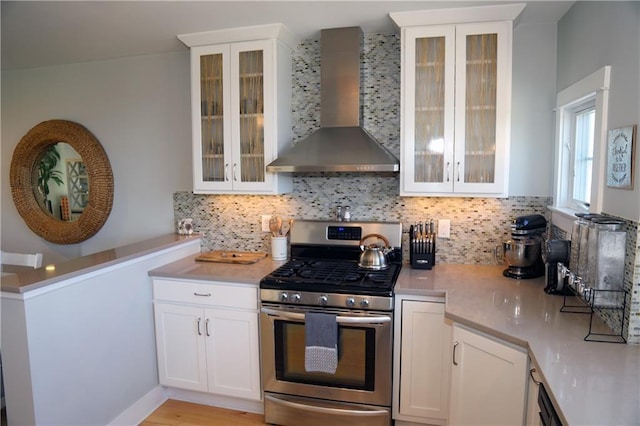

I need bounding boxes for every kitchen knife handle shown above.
[452,341,459,365]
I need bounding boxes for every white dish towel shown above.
[304,312,338,374]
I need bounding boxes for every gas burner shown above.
[343,272,362,282]
[365,273,389,284]
[271,268,296,278]
[286,260,306,269]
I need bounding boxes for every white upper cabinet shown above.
[179,24,297,194]
[392,4,524,197]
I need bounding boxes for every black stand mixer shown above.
[501,214,547,279]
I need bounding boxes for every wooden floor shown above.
[140,399,267,426]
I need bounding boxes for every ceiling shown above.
[1,1,575,70]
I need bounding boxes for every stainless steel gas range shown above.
[259,220,402,426]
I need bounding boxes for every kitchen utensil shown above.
[358,233,392,270]
[409,222,436,269]
[497,238,541,267]
[269,217,280,237]
[499,214,547,279]
[280,220,290,237]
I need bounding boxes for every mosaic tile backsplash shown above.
[174,33,639,343]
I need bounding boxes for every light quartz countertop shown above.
[0,234,201,294]
[150,258,639,426]
[396,265,639,426]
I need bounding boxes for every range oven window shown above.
[274,320,376,390]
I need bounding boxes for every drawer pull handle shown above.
[197,317,202,336]
[194,292,211,297]
[530,367,541,385]
[205,318,211,337]
[453,341,459,366]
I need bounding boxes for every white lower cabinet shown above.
[449,323,528,426]
[393,296,452,426]
[152,278,261,401]
[525,359,541,426]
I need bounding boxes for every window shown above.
[571,103,595,209]
[550,66,610,234]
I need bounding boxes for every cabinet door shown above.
[453,21,511,195]
[205,308,261,400]
[401,25,455,194]
[229,40,274,192]
[450,324,527,426]
[398,300,451,422]
[191,44,233,192]
[154,303,208,392]
[525,363,541,426]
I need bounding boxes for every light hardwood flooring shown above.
[140,399,266,426]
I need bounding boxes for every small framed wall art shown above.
[606,124,637,189]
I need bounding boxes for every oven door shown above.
[260,303,393,407]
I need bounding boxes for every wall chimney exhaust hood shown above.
[266,27,399,173]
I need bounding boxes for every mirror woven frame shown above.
[10,120,114,244]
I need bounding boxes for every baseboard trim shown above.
[108,386,168,426]
[166,388,264,414]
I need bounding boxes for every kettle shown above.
[359,234,392,270]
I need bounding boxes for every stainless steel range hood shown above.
[266,27,399,173]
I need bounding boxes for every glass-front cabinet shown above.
[181,25,296,194]
[396,19,515,196]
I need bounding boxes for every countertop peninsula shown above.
[150,256,639,426]
[0,234,201,294]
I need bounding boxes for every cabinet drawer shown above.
[153,278,257,310]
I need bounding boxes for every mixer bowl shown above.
[503,239,541,268]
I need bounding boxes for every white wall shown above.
[1,51,193,263]
[557,1,640,221]
[1,239,200,425]
[510,22,557,197]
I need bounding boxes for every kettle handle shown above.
[359,233,391,250]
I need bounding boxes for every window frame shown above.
[569,101,596,210]
[550,66,610,234]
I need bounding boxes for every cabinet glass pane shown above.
[465,33,497,183]
[200,53,225,182]
[414,37,446,183]
[238,50,265,183]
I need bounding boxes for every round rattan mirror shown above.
[10,120,114,244]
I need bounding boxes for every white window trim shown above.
[549,66,610,234]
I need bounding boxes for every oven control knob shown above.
[360,299,370,308]
[346,297,356,307]
[280,292,288,302]
[319,295,329,306]
[292,293,302,303]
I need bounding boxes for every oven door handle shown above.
[260,307,391,325]
[265,394,389,417]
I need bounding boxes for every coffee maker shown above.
[502,214,547,279]
[543,239,571,294]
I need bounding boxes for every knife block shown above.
[410,250,435,270]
